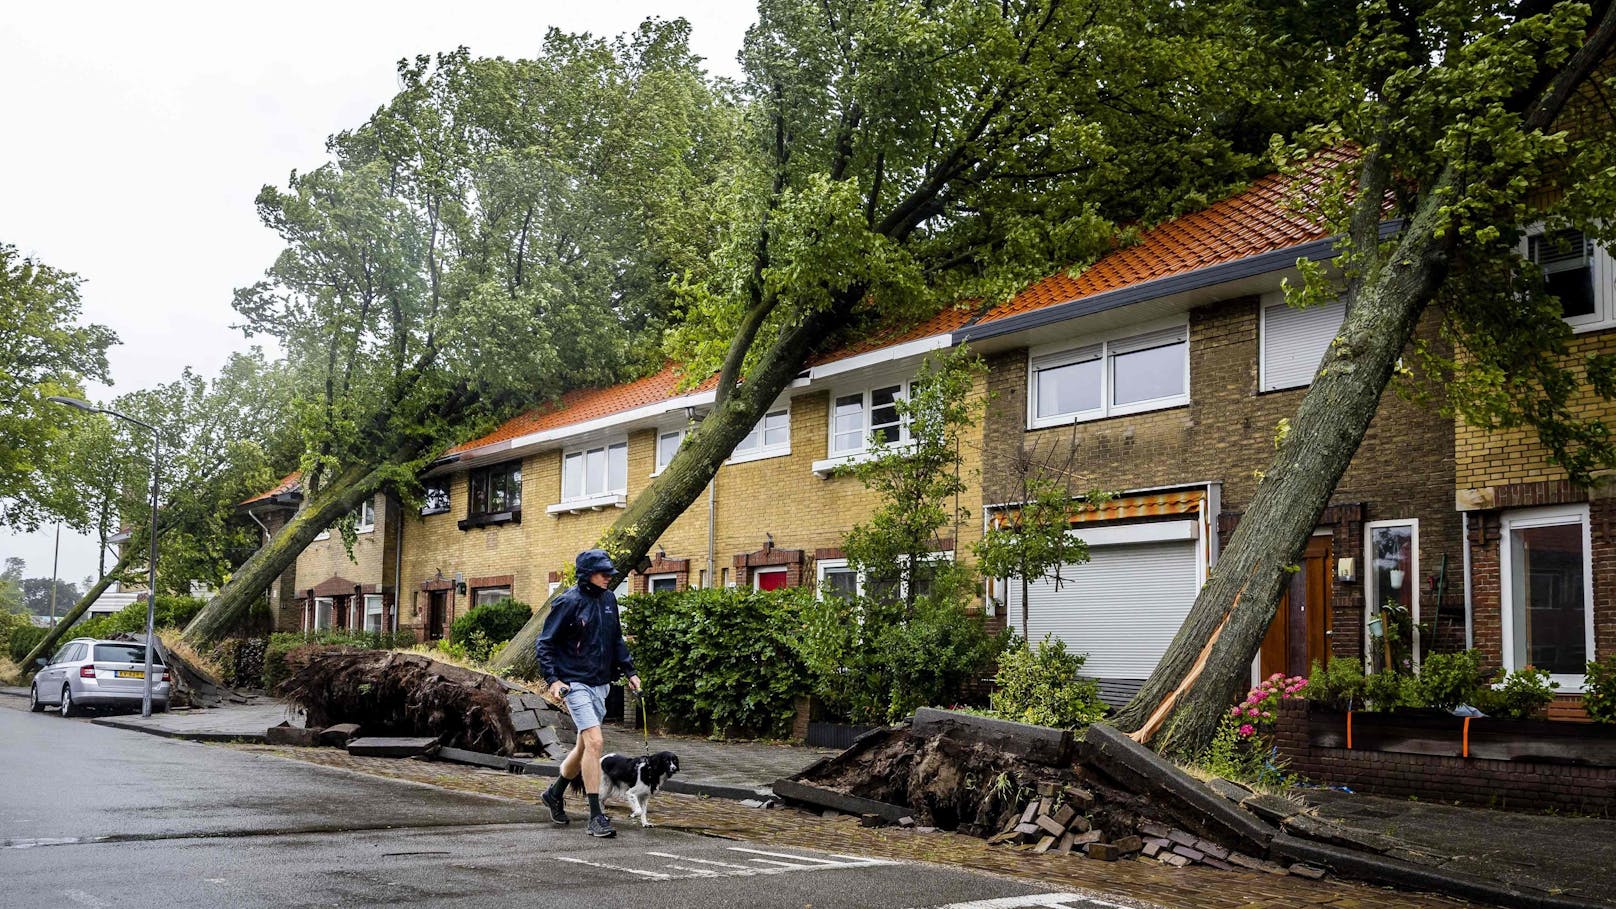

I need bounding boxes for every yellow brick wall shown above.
[396,377,988,637]
[291,491,392,595]
[1456,328,1616,493]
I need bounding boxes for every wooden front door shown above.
[428,590,447,640]
[1260,535,1333,678]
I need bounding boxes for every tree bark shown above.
[182,463,389,644]
[20,545,143,672]
[1112,177,1455,756]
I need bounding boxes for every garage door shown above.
[1006,539,1200,702]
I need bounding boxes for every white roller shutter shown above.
[1007,539,1200,682]
[1261,297,1346,391]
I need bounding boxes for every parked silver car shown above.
[29,638,171,716]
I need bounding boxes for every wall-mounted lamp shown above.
[1335,557,1358,583]
[454,570,466,595]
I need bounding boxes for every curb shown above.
[89,716,267,744]
[486,755,773,803]
[0,687,29,699]
[1270,833,1610,909]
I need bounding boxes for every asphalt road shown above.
[0,699,1155,909]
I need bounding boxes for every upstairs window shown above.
[420,480,450,516]
[469,461,522,516]
[1029,324,1188,427]
[562,441,627,501]
[1527,227,1614,332]
[655,429,685,474]
[354,498,376,533]
[1261,295,1347,391]
[831,384,909,456]
[730,407,790,462]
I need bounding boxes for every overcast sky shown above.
[0,1,755,591]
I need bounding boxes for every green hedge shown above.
[449,598,531,661]
[8,625,48,664]
[73,595,208,641]
[621,587,814,738]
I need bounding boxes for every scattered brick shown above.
[1085,842,1121,862]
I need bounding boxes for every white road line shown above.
[727,847,856,865]
[662,864,725,877]
[554,856,673,880]
[917,895,1132,909]
[740,857,818,868]
[645,852,755,870]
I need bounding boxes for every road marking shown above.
[645,851,754,870]
[558,846,900,882]
[554,856,674,880]
[917,895,1133,909]
[62,891,111,909]
[728,846,853,865]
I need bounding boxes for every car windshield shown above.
[93,644,163,665]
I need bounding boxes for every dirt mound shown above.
[281,649,517,755]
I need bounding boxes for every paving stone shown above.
[1067,814,1091,833]
[1019,801,1040,824]
[1063,786,1095,810]
[1207,777,1254,804]
[1036,781,1057,798]
[859,813,885,828]
[1289,863,1327,880]
[1056,832,1075,854]
[1194,839,1230,861]
[1113,835,1143,854]
[265,725,320,747]
[914,826,936,834]
[1167,828,1199,847]
[319,723,361,747]
[1034,835,1057,854]
[1138,821,1171,838]
[509,709,541,733]
[1142,841,1163,858]
[1035,814,1066,836]
[897,816,915,828]
[1157,851,1191,868]
[1203,857,1235,872]
[1085,842,1121,862]
[1171,845,1205,863]
[347,736,438,758]
[1014,822,1042,837]
[1241,792,1305,824]
[1051,804,1077,828]
[1070,830,1103,847]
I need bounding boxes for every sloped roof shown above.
[240,471,302,506]
[974,150,1348,325]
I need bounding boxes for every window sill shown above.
[1026,397,1188,431]
[458,510,522,530]
[727,446,790,466]
[546,493,627,515]
[419,508,450,518]
[813,442,914,477]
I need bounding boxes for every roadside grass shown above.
[157,628,226,680]
[0,654,21,687]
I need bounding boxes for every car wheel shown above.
[60,685,78,718]
[28,685,45,713]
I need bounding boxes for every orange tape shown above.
[1346,710,1353,750]
[1462,716,1471,758]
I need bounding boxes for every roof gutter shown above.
[952,221,1402,345]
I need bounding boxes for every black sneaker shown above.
[586,814,616,838]
[541,787,570,826]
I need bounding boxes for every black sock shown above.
[587,793,604,819]
[546,773,573,801]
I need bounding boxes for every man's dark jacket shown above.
[535,574,634,687]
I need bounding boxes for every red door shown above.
[756,569,788,591]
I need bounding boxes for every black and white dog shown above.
[572,751,680,827]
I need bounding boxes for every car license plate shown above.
[115,670,144,679]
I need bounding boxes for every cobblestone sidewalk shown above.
[229,743,1481,909]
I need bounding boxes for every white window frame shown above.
[752,565,789,590]
[647,573,678,593]
[364,594,384,633]
[1258,292,1348,392]
[551,439,629,514]
[472,585,512,607]
[1364,518,1420,672]
[314,528,331,542]
[1500,504,1595,692]
[653,428,685,476]
[312,596,334,632]
[828,382,912,457]
[729,406,791,465]
[1523,224,1615,334]
[813,552,953,600]
[1027,320,1190,429]
[354,498,376,534]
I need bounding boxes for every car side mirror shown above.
[34,658,47,669]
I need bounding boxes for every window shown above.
[1527,227,1614,332]
[312,597,334,632]
[472,585,512,607]
[1365,520,1419,672]
[1029,324,1188,427]
[655,429,685,474]
[1501,505,1594,690]
[1261,294,1347,391]
[831,384,909,456]
[562,441,627,501]
[647,574,678,593]
[753,566,789,591]
[815,554,950,601]
[354,498,376,533]
[364,594,385,633]
[469,461,522,516]
[817,559,861,600]
[730,407,791,462]
[420,480,450,516]
[94,644,161,665]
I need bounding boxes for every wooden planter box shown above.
[1305,706,1616,767]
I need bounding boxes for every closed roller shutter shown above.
[1262,297,1346,391]
[1007,540,1200,686]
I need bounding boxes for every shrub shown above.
[988,635,1107,729]
[8,625,48,665]
[1415,649,1490,710]
[0,610,29,651]
[1476,666,1559,720]
[622,587,815,738]
[449,598,531,661]
[74,595,209,641]
[1585,656,1616,724]
[1363,669,1422,711]
[1230,673,1308,738]
[1200,715,1291,787]
[1303,658,1365,711]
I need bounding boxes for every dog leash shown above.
[638,684,651,756]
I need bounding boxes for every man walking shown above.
[537,549,641,838]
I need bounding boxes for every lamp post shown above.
[47,396,161,718]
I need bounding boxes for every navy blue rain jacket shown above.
[535,582,634,687]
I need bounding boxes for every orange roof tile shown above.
[807,305,977,367]
[241,471,302,506]
[975,150,1352,325]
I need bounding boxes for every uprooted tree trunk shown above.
[183,462,390,644]
[280,649,518,755]
[21,538,149,673]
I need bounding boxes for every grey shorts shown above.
[562,682,610,732]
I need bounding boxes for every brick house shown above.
[239,474,402,635]
[953,158,1463,704]
[1455,226,1615,717]
[392,314,987,642]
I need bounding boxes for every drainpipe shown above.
[393,493,404,634]
[1462,512,1474,650]
[706,476,716,589]
[245,507,273,621]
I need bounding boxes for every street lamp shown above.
[47,395,162,718]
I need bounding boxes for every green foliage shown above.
[449,599,532,661]
[1363,670,1422,712]
[1476,666,1559,721]
[1303,658,1365,712]
[988,635,1108,730]
[0,610,28,651]
[73,596,208,642]
[1415,650,1490,711]
[0,243,117,532]
[1584,657,1616,725]
[9,626,48,665]
[1199,715,1291,788]
[621,587,813,738]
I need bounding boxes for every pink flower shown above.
[1230,706,1242,717]
[1261,711,1272,719]
[1246,707,1260,717]
[1238,723,1256,737]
